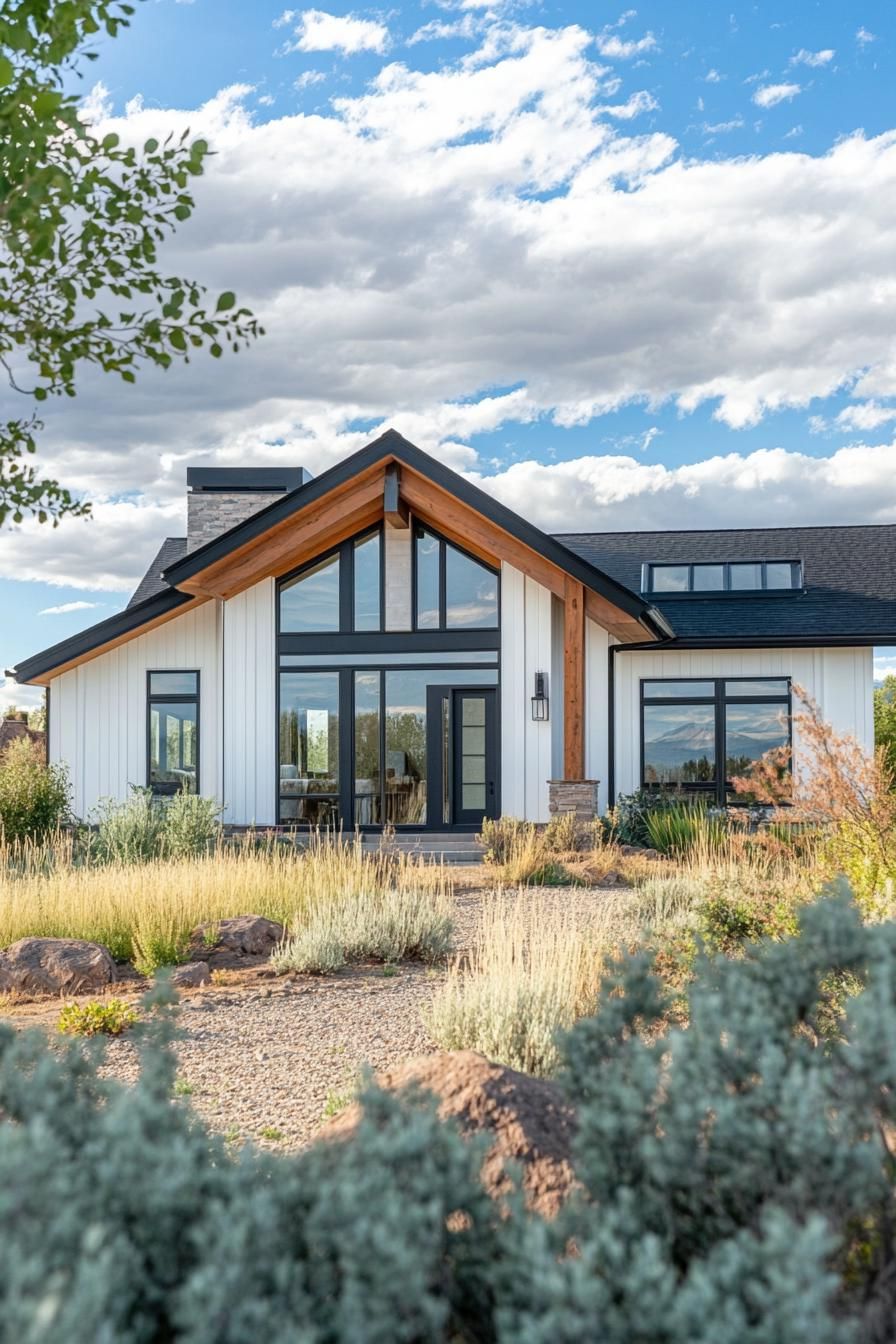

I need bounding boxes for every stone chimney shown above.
[186,467,311,552]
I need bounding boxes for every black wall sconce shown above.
[531,671,549,721]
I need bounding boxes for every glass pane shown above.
[462,725,485,754]
[353,532,381,631]
[149,671,197,696]
[279,673,340,805]
[725,703,790,781]
[441,696,451,826]
[643,680,715,699]
[730,563,762,591]
[725,679,790,698]
[280,552,340,632]
[415,529,440,629]
[354,671,382,826]
[385,671,429,825]
[280,651,499,667]
[692,564,724,591]
[462,785,486,810]
[462,754,486,784]
[765,562,797,589]
[643,704,716,785]
[650,565,689,592]
[445,546,498,628]
[149,701,198,793]
[280,796,339,826]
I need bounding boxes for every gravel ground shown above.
[1,875,622,1152]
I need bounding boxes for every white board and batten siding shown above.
[222,578,277,826]
[612,645,874,800]
[500,563,558,822]
[48,600,221,822]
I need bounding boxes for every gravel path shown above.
[2,877,623,1152]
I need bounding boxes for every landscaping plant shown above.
[4,891,896,1339]
[57,998,138,1037]
[0,738,69,842]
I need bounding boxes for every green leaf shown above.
[215,291,236,313]
[169,328,187,352]
[0,56,14,87]
[102,133,120,151]
[144,137,159,154]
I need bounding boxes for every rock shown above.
[600,869,631,888]
[191,915,283,958]
[168,961,210,989]
[319,1050,577,1218]
[0,937,116,997]
[619,844,662,860]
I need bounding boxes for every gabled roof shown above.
[161,430,669,635]
[10,431,670,684]
[128,537,187,608]
[558,524,896,645]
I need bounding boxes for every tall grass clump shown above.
[426,892,605,1075]
[272,847,453,974]
[643,798,727,857]
[89,786,222,863]
[0,834,453,975]
[0,738,70,842]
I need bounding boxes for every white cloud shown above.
[790,48,834,68]
[38,601,104,616]
[875,654,896,681]
[705,68,722,83]
[702,115,744,135]
[5,27,896,596]
[753,82,801,108]
[0,679,43,714]
[836,402,896,432]
[856,27,876,46]
[277,8,389,55]
[295,69,326,89]
[595,30,657,59]
[408,14,480,45]
[599,89,657,119]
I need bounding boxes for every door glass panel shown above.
[279,672,340,822]
[353,532,381,631]
[385,671,429,825]
[462,725,485,754]
[643,703,716,785]
[354,671,381,825]
[462,785,486,810]
[415,528,440,629]
[280,553,340,632]
[441,696,451,826]
[445,547,498,628]
[458,695,488,811]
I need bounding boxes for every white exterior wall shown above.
[500,563,555,821]
[48,601,221,821]
[222,577,276,825]
[612,645,874,800]
[585,620,613,814]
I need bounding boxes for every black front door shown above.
[425,686,498,827]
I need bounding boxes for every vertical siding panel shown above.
[585,618,609,813]
[500,564,526,820]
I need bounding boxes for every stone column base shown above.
[547,780,600,820]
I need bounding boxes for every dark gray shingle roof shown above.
[127,538,187,608]
[555,524,896,643]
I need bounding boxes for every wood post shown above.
[563,576,586,780]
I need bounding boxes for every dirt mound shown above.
[321,1050,577,1217]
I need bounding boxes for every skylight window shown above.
[644,561,802,594]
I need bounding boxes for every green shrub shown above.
[160,791,222,859]
[479,815,531,864]
[91,787,167,864]
[272,883,453,974]
[0,738,70,843]
[699,886,799,954]
[58,999,138,1037]
[8,892,896,1340]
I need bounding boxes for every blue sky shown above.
[2,0,896,705]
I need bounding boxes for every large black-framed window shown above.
[277,661,499,827]
[413,524,499,631]
[640,676,791,804]
[279,525,384,635]
[147,670,199,795]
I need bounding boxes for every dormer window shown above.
[644,561,802,594]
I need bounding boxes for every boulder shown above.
[0,937,116,997]
[320,1050,577,1218]
[619,844,662,860]
[191,915,283,958]
[168,961,211,989]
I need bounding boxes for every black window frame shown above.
[639,675,792,805]
[278,523,386,638]
[643,561,803,595]
[146,669,200,796]
[411,521,500,633]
